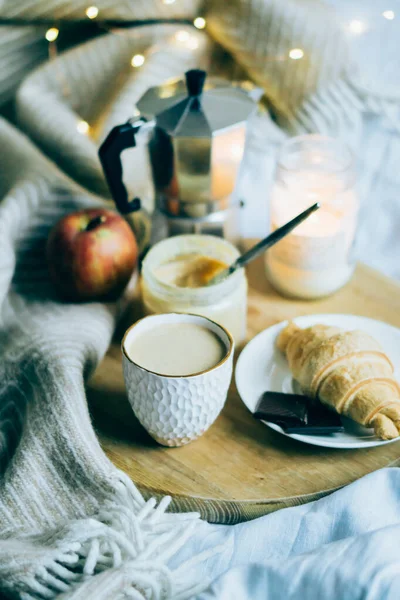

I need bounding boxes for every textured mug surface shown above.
[122,313,234,446]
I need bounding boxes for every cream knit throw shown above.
[0,117,224,599]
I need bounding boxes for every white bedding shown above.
[188,468,400,599]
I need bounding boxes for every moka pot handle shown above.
[98,118,154,253]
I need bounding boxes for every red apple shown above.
[46,208,138,301]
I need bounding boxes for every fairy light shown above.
[193,17,206,29]
[187,38,199,50]
[86,6,99,19]
[131,54,145,67]
[175,30,199,50]
[382,10,395,20]
[311,154,323,165]
[175,30,190,42]
[162,0,176,3]
[77,120,90,134]
[289,48,304,60]
[45,27,59,42]
[348,20,366,34]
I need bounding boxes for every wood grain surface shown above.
[87,246,400,523]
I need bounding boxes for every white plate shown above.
[235,314,400,449]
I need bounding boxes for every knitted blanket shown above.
[0,4,215,598]
[0,118,220,598]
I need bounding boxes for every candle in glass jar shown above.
[266,137,359,299]
[211,126,246,200]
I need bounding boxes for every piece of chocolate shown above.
[254,392,308,427]
[253,391,345,435]
[286,405,344,434]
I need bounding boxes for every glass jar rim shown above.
[142,234,244,305]
[277,134,354,175]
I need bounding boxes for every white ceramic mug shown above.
[122,313,234,447]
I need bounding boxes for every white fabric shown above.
[181,468,400,599]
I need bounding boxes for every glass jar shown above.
[141,235,247,344]
[265,135,359,299]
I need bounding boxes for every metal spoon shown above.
[207,202,321,286]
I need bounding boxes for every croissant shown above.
[277,322,400,440]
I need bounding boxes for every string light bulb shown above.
[187,38,199,49]
[77,120,89,134]
[289,48,304,60]
[45,27,59,42]
[193,17,206,29]
[175,30,190,42]
[131,54,145,67]
[86,6,99,19]
[348,20,366,34]
[382,10,395,20]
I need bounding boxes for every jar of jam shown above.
[141,235,248,344]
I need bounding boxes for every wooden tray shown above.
[87,245,400,524]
